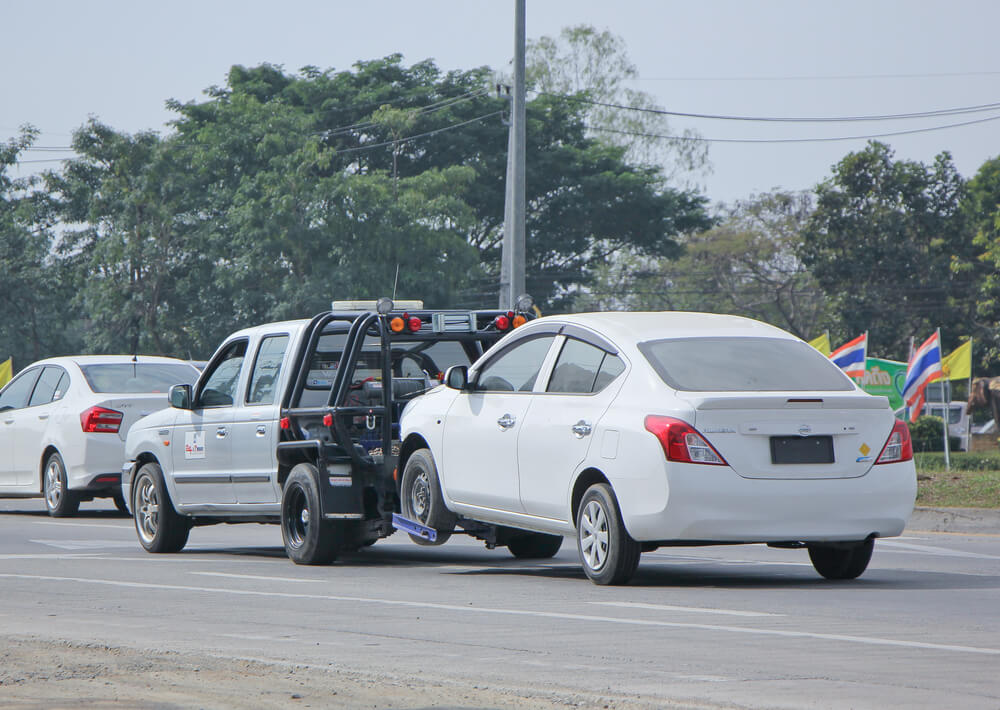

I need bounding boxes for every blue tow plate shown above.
[391,513,438,543]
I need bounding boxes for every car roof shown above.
[28,355,200,368]
[224,319,311,340]
[532,311,797,345]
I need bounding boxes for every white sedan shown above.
[0,355,200,516]
[399,312,916,585]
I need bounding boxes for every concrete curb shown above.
[906,506,1000,535]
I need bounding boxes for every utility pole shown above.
[499,0,526,309]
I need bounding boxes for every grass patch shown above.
[915,451,1000,508]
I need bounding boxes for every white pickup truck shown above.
[121,300,533,562]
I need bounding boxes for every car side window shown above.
[0,368,41,411]
[476,335,555,392]
[28,366,68,406]
[547,339,605,394]
[246,335,289,405]
[547,339,626,395]
[198,340,248,407]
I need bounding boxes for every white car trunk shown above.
[680,393,895,480]
[96,394,171,441]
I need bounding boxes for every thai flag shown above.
[902,332,942,422]
[830,333,867,378]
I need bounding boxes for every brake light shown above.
[408,316,422,332]
[875,418,913,464]
[322,413,333,427]
[494,315,510,330]
[644,415,728,465]
[80,406,123,434]
[280,417,291,430]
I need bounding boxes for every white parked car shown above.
[399,312,917,585]
[0,355,200,516]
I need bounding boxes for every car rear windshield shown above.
[638,337,855,392]
[79,363,199,393]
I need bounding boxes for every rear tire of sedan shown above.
[132,462,191,553]
[807,539,874,580]
[400,449,457,546]
[576,483,641,585]
[507,532,563,559]
[281,464,339,565]
[43,452,80,518]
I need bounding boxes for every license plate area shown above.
[770,435,834,464]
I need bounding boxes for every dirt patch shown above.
[0,636,686,710]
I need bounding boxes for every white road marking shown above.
[196,571,328,583]
[1,572,998,656]
[28,539,141,550]
[591,601,783,617]
[0,553,107,560]
[30,520,133,530]
[876,540,1000,560]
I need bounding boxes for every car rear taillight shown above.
[875,418,913,464]
[80,406,123,433]
[644,415,728,466]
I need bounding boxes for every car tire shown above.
[507,532,563,559]
[281,464,339,565]
[132,462,191,553]
[807,539,874,580]
[112,489,129,515]
[400,448,457,546]
[43,452,80,518]
[576,483,641,585]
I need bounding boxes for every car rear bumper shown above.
[64,434,128,491]
[619,460,917,543]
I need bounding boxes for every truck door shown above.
[230,333,289,503]
[170,340,246,505]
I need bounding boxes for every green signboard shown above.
[858,357,907,411]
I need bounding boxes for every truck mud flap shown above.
[320,467,365,519]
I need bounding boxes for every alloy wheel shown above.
[579,500,609,571]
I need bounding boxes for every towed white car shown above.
[399,312,916,585]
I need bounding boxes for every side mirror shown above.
[169,384,193,410]
[444,365,470,391]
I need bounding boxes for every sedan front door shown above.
[440,334,557,512]
[0,368,41,488]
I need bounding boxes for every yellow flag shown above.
[808,333,831,356]
[941,339,972,380]
[0,358,11,388]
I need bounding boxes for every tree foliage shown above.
[800,142,975,359]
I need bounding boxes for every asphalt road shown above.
[1,497,999,709]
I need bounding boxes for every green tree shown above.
[957,156,1000,373]
[0,127,78,367]
[800,141,975,359]
[526,24,708,182]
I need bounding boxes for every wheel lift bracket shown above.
[391,513,437,543]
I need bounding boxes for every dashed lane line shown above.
[0,572,997,656]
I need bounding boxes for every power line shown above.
[543,92,1000,123]
[625,70,1000,82]
[585,112,1000,144]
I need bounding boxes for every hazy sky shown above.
[5,0,999,205]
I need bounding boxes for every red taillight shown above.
[80,406,123,434]
[644,415,728,466]
[322,413,333,427]
[279,417,291,430]
[875,418,913,464]
[495,315,510,330]
[408,316,422,332]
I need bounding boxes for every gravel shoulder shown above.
[0,637,701,710]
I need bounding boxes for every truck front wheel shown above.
[281,464,339,565]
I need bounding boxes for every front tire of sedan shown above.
[507,532,564,559]
[807,539,874,580]
[132,462,191,553]
[576,483,641,585]
[400,448,457,546]
[281,464,339,565]
[43,452,80,518]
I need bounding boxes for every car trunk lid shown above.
[678,392,895,479]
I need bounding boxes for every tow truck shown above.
[122,298,535,563]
